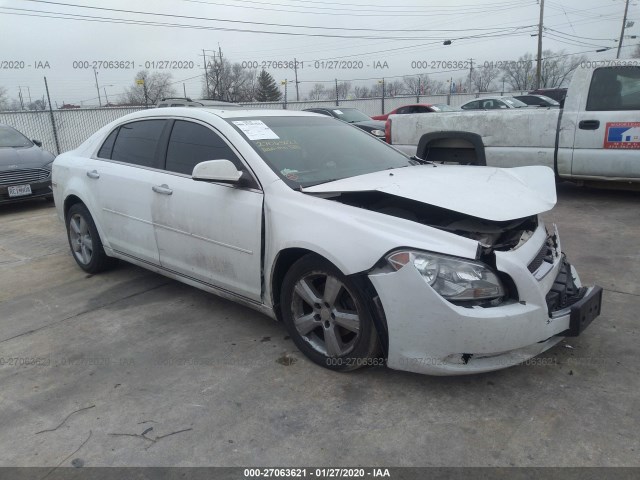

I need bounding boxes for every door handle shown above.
[152,184,173,195]
[86,170,100,179]
[579,120,600,130]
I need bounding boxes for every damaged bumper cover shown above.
[369,223,602,375]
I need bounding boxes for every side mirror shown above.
[32,140,43,147]
[192,159,244,184]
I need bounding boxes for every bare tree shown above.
[28,96,47,111]
[202,52,257,102]
[403,74,430,96]
[336,81,351,99]
[501,53,537,91]
[386,79,405,97]
[471,65,501,92]
[0,86,7,110]
[122,70,176,105]
[308,83,328,100]
[540,50,586,88]
[501,50,585,91]
[370,82,383,97]
[353,85,371,98]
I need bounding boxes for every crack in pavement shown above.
[0,281,170,344]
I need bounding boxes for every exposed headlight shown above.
[386,250,505,301]
[370,129,385,137]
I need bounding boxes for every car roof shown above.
[115,107,324,122]
[395,104,434,108]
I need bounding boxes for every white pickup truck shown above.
[388,61,640,187]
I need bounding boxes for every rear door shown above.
[151,119,264,302]
[92,119,169,264]
[571,66,640,179]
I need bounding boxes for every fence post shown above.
[447,94,451,106]
[44,76,61,155]
[335,79,339,106]
[380,78,385,114]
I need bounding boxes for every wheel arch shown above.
[270,247,389,356]
[63,194,85,222]
[417,131,487,166]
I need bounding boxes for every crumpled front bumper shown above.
[368,222,601,375]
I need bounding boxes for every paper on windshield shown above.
[233,120,280,140]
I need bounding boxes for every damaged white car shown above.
[52,108,602,375]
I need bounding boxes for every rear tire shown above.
[280,254,381,372]
[66,203,116,273]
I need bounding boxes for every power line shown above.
[181,0,534,16]
[2,5,523,40]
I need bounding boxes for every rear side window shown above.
[111,120,165,167]
[165,120,242,175]
[97,128,118,159]
[587,66,640,111]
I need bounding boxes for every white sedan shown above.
[52,108,602,375]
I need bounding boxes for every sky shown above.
[1,0,638,106]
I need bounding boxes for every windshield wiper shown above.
[409,155,433,165]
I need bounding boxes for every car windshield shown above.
[536,95,560,105]
[229,116,413,188]
[502,97,528,107]
[0,126,33,148]
[326,108,371,123]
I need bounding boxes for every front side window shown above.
[165,120,242,175]
[462,101,478,110]
[587,67,640,111]
[111,120,166,167]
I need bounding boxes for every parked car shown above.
[157,97,241,108]
[53,108,602,375]
[371,103,456,121]
[303,107,386,139]
[0,124,55,204]
[460,96,528,110]
[528,88,568,107]
[514,94,560,108]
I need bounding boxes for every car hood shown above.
[0,146,55,169]
[352,120,386,130]
[303,164,556,221]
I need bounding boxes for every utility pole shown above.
[281,80,287,109]
[536,0,545,90]
[379,78,385,114]
[103,87,109,105]
[44,77,61,155]
[294,58,300,101]
[183,83,187,98]
[202,49,210,98]
[417,76,421,102]
[468,58,474,93]
[93,68,102,107]
[617,0,631,59]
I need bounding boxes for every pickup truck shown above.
[387,61,640,187]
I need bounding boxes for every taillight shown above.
[385,119,391,144]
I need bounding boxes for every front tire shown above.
[66,203,115,273]
[280,254,380,371]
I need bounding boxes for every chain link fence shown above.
[0,92,525,156]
